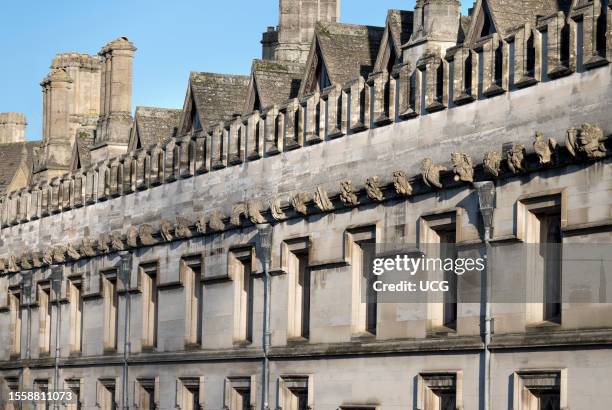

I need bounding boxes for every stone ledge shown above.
[489,329,612,350]
[268,336,484,358]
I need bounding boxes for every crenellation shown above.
[538,12,574,79]
[321,84,343,138]
[263,105,281,155]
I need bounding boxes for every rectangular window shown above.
[34,379,50,410]
[65,379,81,410]
[182,256,203,346]
[230,248,254,345]
[226,377,254,410]
[5,377,20,410]
[102,271,119,351]
[177,377,203,410]
[68,279,83,353]
[418,373,460,410]
[140,263,159,349]
[347,226,377,336]
[514,370,565,410]
[97,379,117,410]
[136,378,157,410]
[521,195,563,325]
[285,239,311,340]
[420,212,459,332]
[37,284,52,355]
[279,376,311,410]
[9,290,22,357]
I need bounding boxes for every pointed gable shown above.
[178,72,249,135]
[299,22,385,97]
[243,60,305,114]
[128,107,181,151]
[374,9,414,72]
[0,141,39,194]
[466,0,562,45]
[70,133,94,171]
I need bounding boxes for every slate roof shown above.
[245,60,305,112]
[130,106,181,150]
[72,133,94,170]
[386,9,414,53]
[0,141,39,194]
[485,0,564,34]
[181,72,249,132]
[300,22,384,96]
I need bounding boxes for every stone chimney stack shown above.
[264,0,339,63]
[90,36,136,163]
[0,113,26,144]
[34,68,74,182]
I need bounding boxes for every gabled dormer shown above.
[465,0,499,46]
[374,9,414,73]
[243,60,304,114]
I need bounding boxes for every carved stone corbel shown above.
[231,203,248,226]
[247,200,267,224]
[340,180,359,206]
[175,217,193,239]
[421,158,447,189]
[483,151,502,178]
[566,123,607,159]
[139,224,157,245]
[31,253,43,268]
[209,209,226,231]
[393,171,412,197]
[127,227,139,248]
[66,244,80,260]
[313,187,334,212]
[80,238,97,257]
[110,232,125,252]
[97,234,111,254]
[291,192,309,216]
[506,144,527,174]
[159,220,173,242]
[451,152,474,182]
[533,132,558,165]
[270,197,288,221]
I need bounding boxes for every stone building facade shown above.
[1,0,612,409]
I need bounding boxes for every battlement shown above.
[51,52,102,70]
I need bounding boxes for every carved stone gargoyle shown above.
[139,224,158,245]
[533,132,558,165]
[127,227,139,248]
[66,244,81,260]
[31,253,43,268]
[421,158,447,189]
[195,215,207,234]
[365,177,384,202]
[20,254,32,270]
[159,219,173,242]
[8,255,19,273]
[506,144,527,174]
[97,234,111,254]
[110,232,125,252]
[209,209,226,231]
[42,247,54,265]
[566,123,607,159]
[247,200,267,224]
[340,180,359,206]
[270,197,288,221]
[451,152,474,183]
[80,238,97,257]
[231,203,248,226]
[393,171,412,197]
[313,187,334,212]
[53,246,66,263]
[175,217,192,239]
[483,151,502,178]
[292,192,309,216]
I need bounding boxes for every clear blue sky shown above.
[0,0,471,141]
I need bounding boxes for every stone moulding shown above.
[0,127,610,274]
